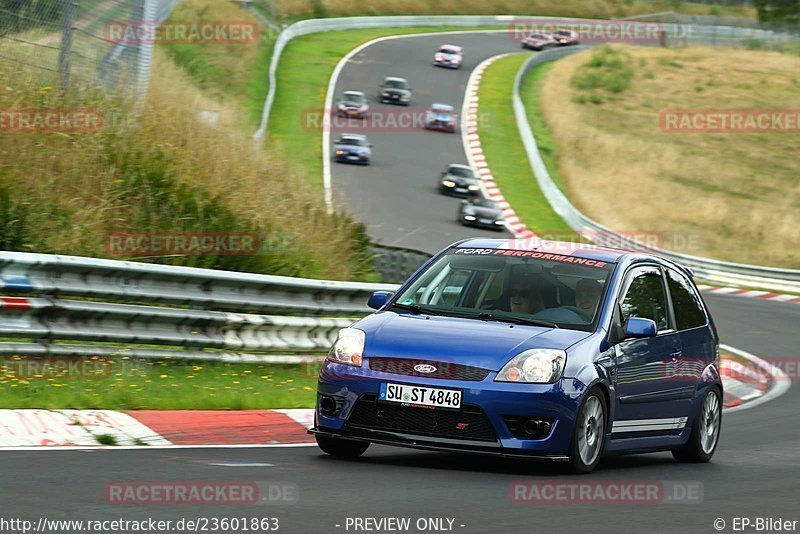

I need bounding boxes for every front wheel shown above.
[672,387,721,463]
[566,388,607,474]
[315,435,370,458]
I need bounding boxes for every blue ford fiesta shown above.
[311,238,722,473]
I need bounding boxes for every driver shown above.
[574,278,603,320]
[509,276,545,315]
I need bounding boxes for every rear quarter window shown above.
[666,268,707,330]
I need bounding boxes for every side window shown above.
[666,268,707,330]
[620,268,669,331]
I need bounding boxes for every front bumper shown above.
[440,184,479,197]
[426,121,456,132]
[460,216,505,230]
[434,59,461,69]
[335,153,370,164]
[314,360,587,457]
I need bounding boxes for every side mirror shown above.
[334,139,341,144]
[623,317,657,339]
[368,291,393,310]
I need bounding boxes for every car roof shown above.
[430,103,454,111]
[447,163,472,170]
[338,133,368,140]
[384,76,407,82]
[455,238,631,263]
[439,44,462,51]
[342,90,365,96]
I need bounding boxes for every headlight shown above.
[468,185,480,191]
[335,150,344,155]
[494,220,505,225]
[495,349,566,383]
[442,180,456,187]
[464,215,476,221]
[327,328,364,367]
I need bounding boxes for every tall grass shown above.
[0,54,376,281]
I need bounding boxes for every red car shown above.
[521,32,558,51]
[553,29,580,46]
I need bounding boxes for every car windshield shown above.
[343,92,365,103]
[391,248,614,331]
[438,48,458,54]
[470,198,499,209]
[339,137,367,146]
[529,33,547,39]
[448,166,475,178]
[384,79,407,89]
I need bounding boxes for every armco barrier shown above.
[0,251,397,360]
[253,15,794,140]
[511,47,800,294]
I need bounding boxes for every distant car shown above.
[433,44,463,69]
[334,133,372,165]
[378,77,412,106]
[553,29,579,46]
[439,164,481,197]
[424,103,457,133]
[336,90,369,118]
[457,197,505,230]
[521,32,558,51]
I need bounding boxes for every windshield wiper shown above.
[390,302,441,315]
[475,311,559,329]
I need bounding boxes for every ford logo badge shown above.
[413,364,437,374]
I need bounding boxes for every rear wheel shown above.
[672,387,721,463]
[315,435,370,458]
[566,388,607,474]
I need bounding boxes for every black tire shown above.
[315,435,370,458]
[566,387,608,474]
[672,387,722,463]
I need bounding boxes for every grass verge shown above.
[477,53,575,238]
[0,356,320,409]
[534,45,800,268]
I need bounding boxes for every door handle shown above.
[670,348,683,361]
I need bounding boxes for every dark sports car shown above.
[439,164,481,197]
[457,197,505,230]
[378,77,412,106]
[553,29,580,46]
[521,32,558,51]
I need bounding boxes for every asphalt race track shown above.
[329,32,517,253]
[2,34,798,534]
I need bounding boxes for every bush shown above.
[571,46,635,95]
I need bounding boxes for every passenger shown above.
[575,278,603,320]
[509,277,545,315]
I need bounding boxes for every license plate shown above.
[347,155,359,160]
[455,187,467,193]
[379,383,462,409]
[480,218,492,224]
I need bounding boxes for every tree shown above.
[753,0,800,25]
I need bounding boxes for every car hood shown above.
[355,312,591,371]
[337,145,368,153]
[383,88,410,94]
[340,100,366,108]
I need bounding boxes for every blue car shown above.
[334,133,372,165]
[311,238,722,473]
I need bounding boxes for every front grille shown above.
[368,358,491,381]
[347,394,497,442]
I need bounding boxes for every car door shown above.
[664,267,716,400]
[612,265,689,435]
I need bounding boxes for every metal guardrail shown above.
[511,48,800,294]
[252,15,795,140]
[0,251,397,360]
